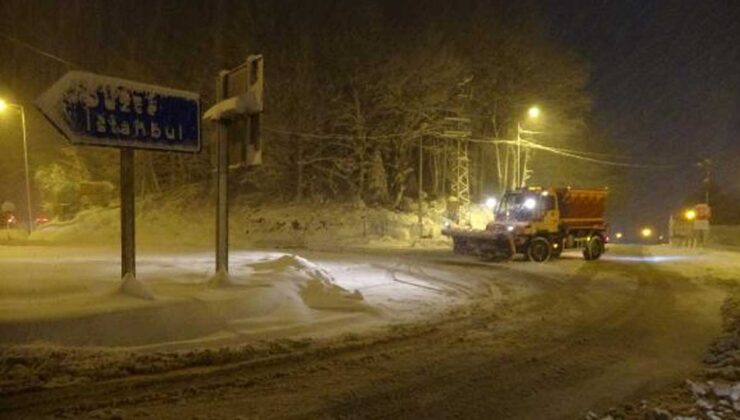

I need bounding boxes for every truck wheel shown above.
[583,236,604,260]
[527,237,552,263]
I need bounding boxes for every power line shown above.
[519,139,681,169]
[467,137,682,169]
[0,32,79,68]
[264,126,425,140]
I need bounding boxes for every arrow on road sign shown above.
[36,71,201,152]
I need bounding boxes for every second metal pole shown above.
[215,71,229,275]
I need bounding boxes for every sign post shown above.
[203,55,263,285]
[215,71,230,280]
[36,71,201,298]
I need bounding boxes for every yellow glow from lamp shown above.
[684,209,696,221]
[641,227,653,238]
[0,99,7,112]
[528,106,541,119]
[615,232,623,239]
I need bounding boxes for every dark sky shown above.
[543,0,739,231]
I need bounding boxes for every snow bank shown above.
[0,250,378,348]
[28,197,450,250]
[246,254,373,313]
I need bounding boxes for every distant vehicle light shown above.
[684,209,696,221]
[507,225,514,232]
[524,198,536,210]
[641,227,653,238]
[615,232,623,239]
[541,191,549,196]
[35,216,49,225]
[485,197,497,209]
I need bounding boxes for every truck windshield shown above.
[495,193,540,222]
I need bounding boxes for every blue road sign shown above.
[36,71,201,152]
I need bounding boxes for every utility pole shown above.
[440,76,473,226]
[18,105,32,232]
[698,158,712,206]
[516,106,541,188]
[0,101,33,232]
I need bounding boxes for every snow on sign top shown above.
[36,71,201,153]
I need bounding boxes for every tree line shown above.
[0,0,615,217]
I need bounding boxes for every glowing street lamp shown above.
[615,232,623,240]
[641,227,653,238]
[528,106,541,119]
[684,209,696,221]
[516,105,542,188]
[0,98,33,232]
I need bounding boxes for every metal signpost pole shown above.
[120,148,136,278]
[215,71,229,276]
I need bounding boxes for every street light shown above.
[528,106,541,119]
[517,106,541,188]
[0,98,33,232]
[684,209,696,221]
[641,227,653,238]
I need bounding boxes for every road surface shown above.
[0,244,732,419]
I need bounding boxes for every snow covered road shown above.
[0,244,737,419]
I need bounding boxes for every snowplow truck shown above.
[442,187,608,262]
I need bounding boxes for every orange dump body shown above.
[554,187,608,227]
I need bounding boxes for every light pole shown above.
[516,106,540,188]
[0,99,33,232]
[697,158,712,206]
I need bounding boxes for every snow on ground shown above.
[0,246,465,349]
[25,190,498,251]
[646,244,740,281]
[0,196,478,386]
[0,244,474,395]
[0,228,28,243]
[27,199,453,249]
